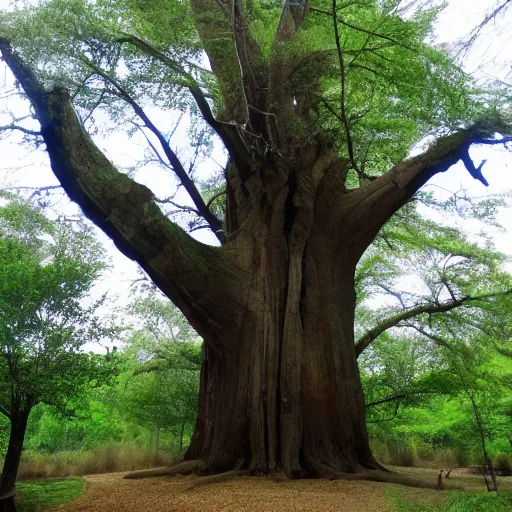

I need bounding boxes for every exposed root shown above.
[0,489,16,512]
[123,460,206,480]
[182,469,249,491]
[123,459,463,491]
[312,463,462,490]
[0,489,15,500]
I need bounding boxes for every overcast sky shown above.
[0,0,511,316]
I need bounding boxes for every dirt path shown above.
[56,467,506,512]
[54,472,419,512]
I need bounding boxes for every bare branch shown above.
[367,401,401,423]
[116,32,249,169]
[366,391,437,408]
[0,404,12,420]
[81,89,107,126]
[355,290,511,357]
[81,57,224,241]
[0,124,41,136]
[332,0,361,176]
[460,0,511,54]
[310,7,417,52]
[206,190,227,210]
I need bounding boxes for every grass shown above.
[389,490,512,512]
[16,444,177,480]
[16,478,86,512]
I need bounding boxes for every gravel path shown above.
[55,472,415,512]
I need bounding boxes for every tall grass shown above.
[16,444,177,480]
[372,439,473,469]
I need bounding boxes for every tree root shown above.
[123,460,207,480]
[123,459,463,491]
[182,469,249,491]
[312,463,463,490]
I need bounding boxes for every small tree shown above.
[122,292,201,453]
[0,195,117,511]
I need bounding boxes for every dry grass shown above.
[372,443,472,470]
[17,445,176,480]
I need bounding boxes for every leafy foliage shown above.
[0,195,119,416]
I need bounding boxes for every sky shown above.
[0,0,511,322]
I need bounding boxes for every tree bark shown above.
[185,165,381,477]
[0,409,30,512]
[179,422,185,454]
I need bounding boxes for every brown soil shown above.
[54,467,512,512]
[53,472,417,512]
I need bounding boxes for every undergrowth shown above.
[389,490,512,512]
[16,444,176,480]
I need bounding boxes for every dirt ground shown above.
[54,468,511,512]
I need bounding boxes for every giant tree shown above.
[0,0,511,481]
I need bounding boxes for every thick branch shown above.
[81,57,224,241]
[366,391,438,408]
[276,1,310,41]
[0,124,41,136]
[334,129,512,255]
[0,39,242,349]
[190,0,247,124]
[355,291,510,357]
[228,0,270,134]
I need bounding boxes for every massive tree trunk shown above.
[1,2,509,480]
[187,253,376,476]
[186,155,380,476]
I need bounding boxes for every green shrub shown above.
[434,449,458,469]
[493,452,512,476]
[386,441,417,467]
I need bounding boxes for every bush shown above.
[415,442,435,463]
[494,452,512,476]
[434,449,458,468]
[385,440,417,467]
[370,440,390,463]
[17,444,177,480]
